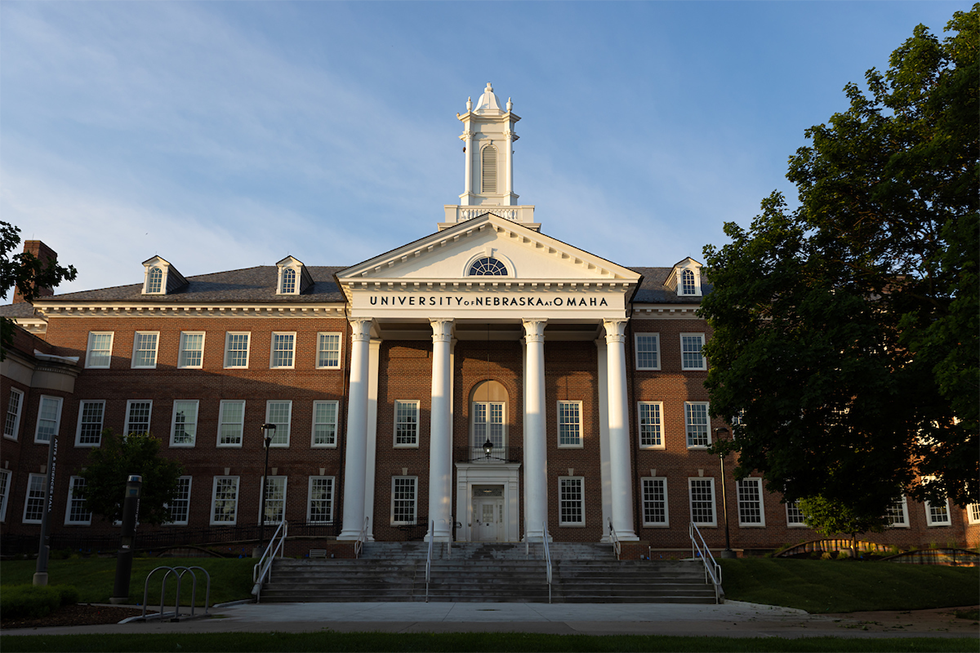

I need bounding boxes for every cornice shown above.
[34,303,348,319]
[632,305,703,319]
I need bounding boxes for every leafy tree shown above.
[701,7,978,516]
[79,430,184,525]
[797,496,886,555]
[1,221,77,360]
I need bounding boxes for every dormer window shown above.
[141,256,187,295]
[668,257,703,298]
[469,257,507,276]
[281,268,296,294]
[681,269,696,296]
[276,256,312,295]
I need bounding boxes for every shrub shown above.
[0,584,61,620]
[820,551,833,560]
[836,550,850,560]
[55,585,79,606]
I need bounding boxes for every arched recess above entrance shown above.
[469,379,509,451]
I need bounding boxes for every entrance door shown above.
[472,484,505,541]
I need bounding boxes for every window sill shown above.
[393,444,419,449]
[642,523,670,528]
[312,443,338,449]
[74,442,101,448]
[639,445,665,450]
[217,443,243,448]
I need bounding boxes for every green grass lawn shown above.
[0,557,254,606]
[1,632,977,653]
[719,558,980,613]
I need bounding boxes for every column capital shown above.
[349,318,374,342]
[522,318,547,343]
[602,318,629,344]
[430,318,454,343]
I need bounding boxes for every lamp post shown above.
[714,427,737,559]
[256,423,276,557]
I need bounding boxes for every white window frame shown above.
[736,478,766,527]
[393,400,419,448]
[85,332,114,369]
[316,332,342,369]
[125,400,153,436]
[144,266,165,294]
[885,496,909,528]
[558,476,586,526]
[217,400,245,447]
[280,267,297,294]
[75,400,105,447]
[925,498,952,527]
[170,400,200,447]
[0,468,11,522]
[688,477,717,527]
[968,503,980,525]
[35,395,63,444]
[391,476,418,526]
[265,400,291,447]
[680,269,697,296]
[270,332,296,369]
[786,500,807,527]
[4,387,24,440]
[307,476,335,525]
[311,400,338,448]
[557,401,583,448]
[641,477,669,527]
[638,401,664,449]
[166,476,192,526]
[680,333,706,371]
[178,332,206,369]
[210,476,240,525]
[224,332,251,369]
[259,476,287,525]
[685,401,711,449]
[131,331,160,369]
[64,476,91,525]
[23,473,46,524]
[634,333,660,371]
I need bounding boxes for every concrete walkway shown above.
[3,601,977,639]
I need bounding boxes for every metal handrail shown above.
[425,520,435,603]
[251,520,288,601]
[689,521,724,603]
[541,522,553,604]
[354,516,370,559]
[607,518,622,560]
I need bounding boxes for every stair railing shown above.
[251,520,288,602]
[354,516,370,559]
[607,518,622,560]
[689,521,724,603]
[541,522,553,604]
[425,520,435,603]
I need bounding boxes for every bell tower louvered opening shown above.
[481,145,497,194]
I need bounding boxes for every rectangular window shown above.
[393,400,419,447]
[786,501,807,527]
[308,476,335,524]
[167,477,192,525]
[680,333,706,371]
[689,478,716,526]
[391,476,417,525]
[641,477,669,526]
[178,332,205,369]
[132,331,159,369]
[0,468,11,522]
[635,333,660,370]
[638,402,664,448]
[926,499,951,526]
[685,402,710,448]
[217,400,245,447]
[737,478,765,526]
[75,400,105,447]
[210,476,240,525]
[85,332,114,368]
[65,476,91,525]
[35,395,63,443]
[170,400,199,447]
[885,497,909,527]
[4,388,24,440]
[125,400,152,436]
[311,401,338,447]
[23,473,46,524]
[260,476,287,525]
[265,401,291,447]
[316,332,342,369]
[473,402,505,449]
[559,477,585,526]
[224,332,250,369]
[968,503,980,525]
[270,332,295,369]
[557,401,582,447]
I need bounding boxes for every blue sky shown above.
[0,1,968,296]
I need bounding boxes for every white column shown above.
[427,319,454,541]
[364,338,382,541]
[595,338,612,542]
[504,128,514,204]
[463,130,473,203]
[604,319,639,541]
[523,318,548,541]
[339,318,373,540]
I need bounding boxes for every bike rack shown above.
[141,565,212,621]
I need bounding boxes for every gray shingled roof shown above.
[0,302,41,318]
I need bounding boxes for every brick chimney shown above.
[12,240,58,304]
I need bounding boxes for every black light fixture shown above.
[714,426,737,559]
[483,437,494,459]
[257,422,277,557]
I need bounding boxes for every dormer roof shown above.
[141,256,188,295]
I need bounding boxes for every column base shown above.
[613,530,640,542]
[336,530,363,541]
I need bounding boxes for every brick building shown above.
[2,83,976,556]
